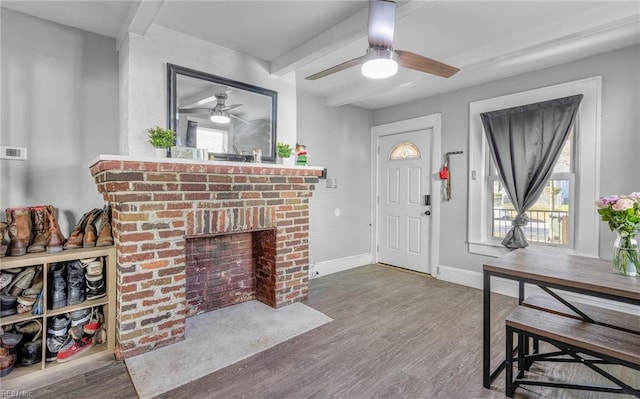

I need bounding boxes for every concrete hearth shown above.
[90,155,322,358]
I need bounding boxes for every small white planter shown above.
[280,157,295,166]
[154,148,168,158]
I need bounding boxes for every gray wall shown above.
[0,9,119,233]
[297,92,373,265]
[373,44,640,272]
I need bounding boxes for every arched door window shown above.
[389,142,421,160]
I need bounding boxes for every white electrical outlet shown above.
[0,146,28,160]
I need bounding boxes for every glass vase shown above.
[612,229,639,276]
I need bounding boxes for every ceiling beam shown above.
[116,0,164,51]
[270,0,435,77]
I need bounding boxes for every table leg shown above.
[483,271,491,388]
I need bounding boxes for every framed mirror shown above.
[167,63,277,162]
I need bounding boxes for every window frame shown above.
[468,77,601,258]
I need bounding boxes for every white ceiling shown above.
[2,1,639,110]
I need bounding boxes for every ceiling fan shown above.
[179,92,247,124]
[305,0,459,80]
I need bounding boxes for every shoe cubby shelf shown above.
[0,246,116,382]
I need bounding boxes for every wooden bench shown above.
[505,305,640,398]
[523,294,640,335]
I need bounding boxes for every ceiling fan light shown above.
[210,111,230,124]
[362,58,398,79]
[361,47,398,79]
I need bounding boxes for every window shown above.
[468,77,601,258]
[489,130,574,246]
[195,126,228,153]
[389,142,421,160]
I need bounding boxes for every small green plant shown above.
[147,126,176,148]
[277,142,293,158]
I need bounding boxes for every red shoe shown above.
[56,337,92,363]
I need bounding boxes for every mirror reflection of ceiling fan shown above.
[306,0,459,80]
[179,92,249,124]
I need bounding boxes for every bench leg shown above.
[517,331,526,377]
[506,326,514,397]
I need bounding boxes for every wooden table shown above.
[482,247,640,388]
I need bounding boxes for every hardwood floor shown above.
[30,264,637,398]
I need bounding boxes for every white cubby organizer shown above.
[0,246,116,382]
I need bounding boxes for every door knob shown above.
[424,210,431,216]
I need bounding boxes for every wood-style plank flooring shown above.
[31,264,638,398]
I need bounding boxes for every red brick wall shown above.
[90,159,321,359]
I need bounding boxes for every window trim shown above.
[468,77,601,258]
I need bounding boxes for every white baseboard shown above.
[436,264,640,315]
[309,253,372,279]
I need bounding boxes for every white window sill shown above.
[468,241,509,258]
[468,240,596,259]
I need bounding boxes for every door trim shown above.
[371,114,442,276]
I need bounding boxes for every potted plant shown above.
[147,126,176,157]
[276,142,294,165]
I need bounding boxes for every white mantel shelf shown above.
[89,154,325,172]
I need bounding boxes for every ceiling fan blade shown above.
[305,56,364,80]
[179,108,211,114]
[368,0,395,48]
[230,114,251,125]
[220,104,242,111]
[396,50,459,78]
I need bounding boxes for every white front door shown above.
[377,129,432,273]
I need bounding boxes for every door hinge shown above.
[376,195,379,204]
[377,146,380,154]
[376,244,379,252]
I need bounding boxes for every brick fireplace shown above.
[90,155,322,359]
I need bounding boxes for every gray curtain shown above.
[480,94,583,249]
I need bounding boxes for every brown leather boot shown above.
[0,222,7,257]
[6,208,31,256]
[96,205,113,247]
[27,206,49,253]
[82,208,103,248]
[63,209,93,250]
[45,205,66,253]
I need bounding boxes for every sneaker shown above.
[85,273,105,300]
[81,258,103,276]
[69,308,91,327]
[82,307,103,336]
[46,314,69,362]
[56,337,92,363]
[46,334,71,362]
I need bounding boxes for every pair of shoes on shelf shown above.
[63,204,113,250]
[4,206,66,255]
[64,208,102,249]
[48,261,86,310]
[53,308,97,363]
[19,266,43,314]
[3,266,36,297]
